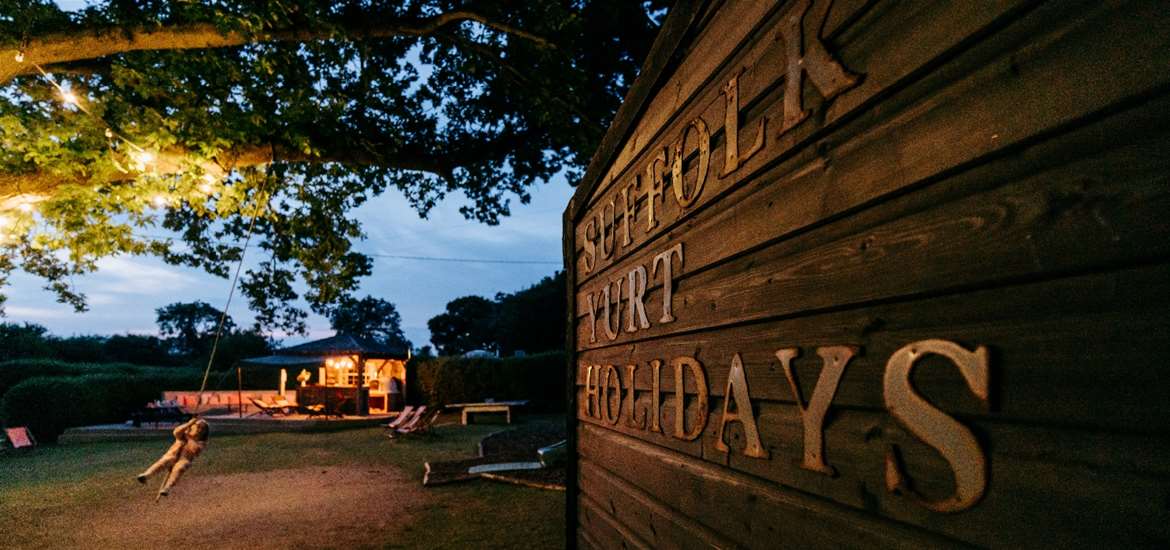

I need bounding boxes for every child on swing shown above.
[137,416,209,499]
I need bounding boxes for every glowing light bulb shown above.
[60,90,78,105]
[152,195,168,208]
[131,150,155,171]
[14,52,24,63]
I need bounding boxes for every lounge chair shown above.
[131,400,190,427]
[270,397,297,415]
[249,397,285,417]
[385,406,418,430]
[387,408,441,439]
[299,403,326,418]
[321,397,350,419]
[3,427,36,450]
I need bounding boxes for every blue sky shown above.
[4,1,574,348]
[6,180,572,348]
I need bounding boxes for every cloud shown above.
[4,174,574,346]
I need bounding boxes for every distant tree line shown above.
[427,271,565,357]
[0,300,271,369]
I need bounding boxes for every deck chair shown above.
[322,397,351,419]
[249,397,282,417]
[271,397,297,415]
[387,408,441,439]
[4,427,37,450]
[299,403,326,418]
[385,407,423,436]
[385,406,417,430]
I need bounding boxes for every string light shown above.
[15,62,228,217]
[131,150,155,171]
[59,89,78,106]
[198,173,217,194]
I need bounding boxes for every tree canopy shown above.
[0,1,666,333]
[427,294,496,355]
[155,299,233,355]
[329,294,410,349]
[426,271,564,356]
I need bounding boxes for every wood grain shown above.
[574,94,1170,349]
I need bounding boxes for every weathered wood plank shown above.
[578,458,737,549]
[573,0,1170,295]
[574,94,1170,349]
[572,0,1036,275]
[577,263,1170,432]
[579,424,972,549]
[576,0,782,219]
[580,411,1170,548]
[580,490,653,550]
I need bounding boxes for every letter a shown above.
[715,354,768,458]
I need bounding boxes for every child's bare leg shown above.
[158,458,192,497]
[138,452,177,483]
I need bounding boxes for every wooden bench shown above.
[447,401,529,425]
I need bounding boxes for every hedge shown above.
[409,351,565,412]
[0,370,203,443]
[0,359,194,401]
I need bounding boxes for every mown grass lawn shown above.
[0,415,565,549]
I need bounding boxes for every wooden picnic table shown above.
[446,401,529,425]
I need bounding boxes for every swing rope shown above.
[193,183,269,415]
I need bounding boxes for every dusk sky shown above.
[6,180,571,348]
[1,0,572,348]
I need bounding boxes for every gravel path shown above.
[82,466,429,549]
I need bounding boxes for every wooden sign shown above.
[563,0,1170,548]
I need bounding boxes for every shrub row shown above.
[409,351,565,412]
[0,359,195,401]
[0,370,203,443]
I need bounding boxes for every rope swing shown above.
[137,176,270,501]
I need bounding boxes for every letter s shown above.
[883,339,989,513]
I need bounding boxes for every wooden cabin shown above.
[246,334,409,415]
[564,1,1170,548]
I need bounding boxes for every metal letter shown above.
[583,218,596,273]
[583,365,600,419]
[671,118,711,208]
[778,345,857,476]
[714,353,769,459]
[599,199,615,259]
[775,0,861,134]
[671,356,709,441]
[644,148,667,231]
[651,243,684,324]
[649,359,663,433]
[600,278,622,341]
[621,179,639,247]
[625,265,650,333]
[601,365,622,426]
[884,339,990,513]
[720,73,766,177]
[584,292,598,344]
[625,364,646,430]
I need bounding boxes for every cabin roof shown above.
[273,333,409,359]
